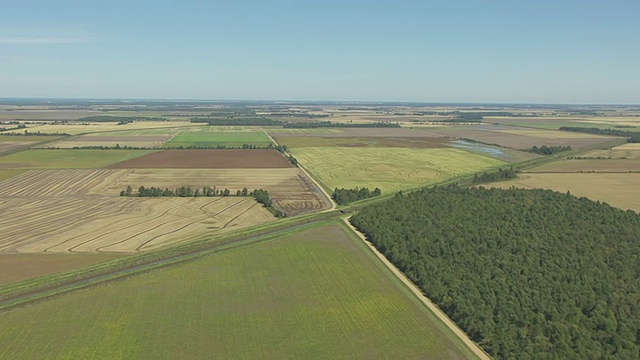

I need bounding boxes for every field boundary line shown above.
[262,127,336,211]
[342,216,490,360]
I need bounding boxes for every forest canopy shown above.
[350,186,640,359]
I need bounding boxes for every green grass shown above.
[164,128,273,148]
[291,147,506,193]
[0,149,156,169]
[0,222,474,359]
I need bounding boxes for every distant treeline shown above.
[120,186,285,217]
[190,117,400,128]
[472,167,517,184]
[283,121,400,129]
[526,145,572,155]
[191,117,282,126]
[560,127,640,143]
[2,130,70,136]
[77,116,167,123]
[332,187,381,205]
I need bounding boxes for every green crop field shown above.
[291,147,506,193]
[164,128,273,148]
[0,149,156,169]
[0,222,474,359]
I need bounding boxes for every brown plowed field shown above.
[107,149,292,169]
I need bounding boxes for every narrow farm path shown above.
[342,216,491,360]
[261,127,336,211]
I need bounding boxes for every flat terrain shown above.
[0,223,474,359]
[3,121,201,135]
[0,254,121,285]
[291,147,505,193]
[527,159,640,173]
[489,173,640,212]
[0,195,274,253]
[426,125,619,149]
[43,135,172,149]
[164,127,273,148]
[108,149,292,169]
[0,149,155,169]
[275,135,451,148]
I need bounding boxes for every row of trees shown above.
[332,187,381,205]
[560,126,640,143]
[190,117,282,126]
[526,145,572,155]
[283,121,400,128]
[120,186,285,217]
[471,167,517,184]
[350,186,640,358]
[77,116,166,122]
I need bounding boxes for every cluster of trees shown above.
[77,116,166,122]
[472,167,517,184]
[526,145,572,155]
[332,187,381,205]
[168,144,266,149]
[350,186,640,358]
[283,121,400,129]
[560,126,640,143]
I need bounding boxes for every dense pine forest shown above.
[350,186,640,359]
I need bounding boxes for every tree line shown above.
[350,186,640,358]
[471,167,517,184]
[120,186,285,217]
[332,187,381,205]
[77,116,167,122]
[526,145,572,155]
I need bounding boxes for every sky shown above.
[1,0,639,104]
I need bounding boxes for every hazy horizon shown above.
[2,1,639,104]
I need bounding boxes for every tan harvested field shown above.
[0,141,32,152]
[41,135,172,149]
[108,149,293,169]
[0,195,274,253]
[528,159,640,173]
[580,143,640,159]
[275,135,451,148]
[490,173,640,212]
[0,168,328,216]
[426,125,619,149]
[268,127,437,138]
[3,121,201,135]
[0,253,121,285]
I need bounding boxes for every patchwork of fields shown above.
[0,223,474,359]
[164,127,273,148]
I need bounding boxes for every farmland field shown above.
[0,253,121,285]
[164,127,273,148]
[291,147,505,193]
[43,135,172,149]
[489,173,640,212]
[108,149,292,169]
[275,135,450,148]
[3,121,201,135]
[0,222,474,359]
[0,149,155,170]
[0,195,274,253]
[527,159,640,173]
[426,125,619,149]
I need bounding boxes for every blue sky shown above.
[1,1,639,103]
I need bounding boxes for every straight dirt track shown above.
[108,149,293,169]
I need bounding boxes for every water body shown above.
[449,140,511,161]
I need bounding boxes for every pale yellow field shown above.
[0,196,274,253]
[490,173,640,212]
[5,121,202,135]
[495,128,609,139]
[580,143,640,159]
